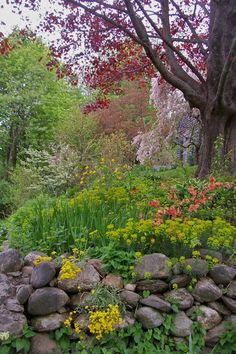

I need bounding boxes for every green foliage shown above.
[10,144,81,208]
[56,111,100,167]
[99,131,136,166]
[0,34,77,167]
[211,322,236,354]
[0,325,35,354]
[211,135,231,177]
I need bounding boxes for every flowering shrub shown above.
[88,304,122,340]
[33,256,52,265]
[58,257,81,281]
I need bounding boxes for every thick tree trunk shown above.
[196,110,236,177]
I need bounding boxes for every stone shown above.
[114,312,135,330]
[183,258,208,277]
[74,313,90,331]
[87,259,106,277]
[28,287,69,315]
[124,283,136,292]
[229,315,236,326]
[30,333,61,354]
[136,306,164,329]
[58,264,100,292]
[199,249,223,263]
[222,296,236,313]
[5,298,24,312]
[0,249,23,273]
[22,266,34,277]
[120,290,141,308]
[31,261,56,288]
[209,265,236,286]
[205,321,228,347]
[135,253,172,281]
[227,280,236,299]
[140,295,171,312]
[70,292,90,309]
[169,275,191,289]
[102,274,123,289]
[31,313,67,332]
[135,279,168,293]
[16,285,33,305]
[172,263,182,275]
[208,301,231,315]
[0,304,27,336]
[192,278,222,302]
[165,288,194,310]
[197,305,222,330]
[171,311,193,337]
[24,251,46,266]
[0,273,14,304]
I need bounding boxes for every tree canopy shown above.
[4,0,236,176]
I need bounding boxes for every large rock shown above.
[30,333,61,354]
[120,290,141,308]
[135,279,168,293]
[114,312,135,330]
[0,273,14,304]
[165,288,194,310]
[58,264,100,292]
[24,251,46,266]
[208,301,231,315]
[74,313,90,331]
[28,287,69,315]
[16,285,33,305]
[102,274,123,289]
[31,261,56,288]
[5,298,24,312]
[70,292,90,309]
[169,275,191,289]
[183,258,208,277]
[227,281,236,299]
[209,265,236,286]
[197,305,222,330]
[171,311,193,337]
[135,253,172,281]
[205,321,228,347]
[199,249,223,263]
[222,296,236,313]
[140,295,171,312]
[0,305,27,336]
[0,249,23,273]
[136,307,164,329]
[192,278,222,302]
[31,313,67,332]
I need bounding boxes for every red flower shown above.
[149,200,159,208]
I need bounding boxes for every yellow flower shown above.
[172,283,178,290]
[144,271,151,280]
[134,252,142,258]
[91,289,96,295]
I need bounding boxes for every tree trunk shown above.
[196,109,236,177]
[7,124,22,168]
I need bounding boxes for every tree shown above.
[0,31,77,170]
[5,0,236,176]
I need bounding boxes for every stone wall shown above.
[0,245,236,353]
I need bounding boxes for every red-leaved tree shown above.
[6,0,236,176]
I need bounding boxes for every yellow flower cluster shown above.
[59,258,81,281]
[33,255,52,265]
[88,304,122,340]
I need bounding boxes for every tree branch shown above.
[216,35,236,103]
[134,0,205,84]
[170,0,208,58]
